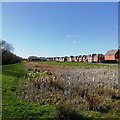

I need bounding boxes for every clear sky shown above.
[2,2,118,58]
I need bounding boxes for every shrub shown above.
[56,101,90,120]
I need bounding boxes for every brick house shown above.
[62,57,65,62]
[82,55,87,62]
[69,56,74,62]
[105,49,119,62]
[59,57,62,62]
[28,56,47,61]
[59,57,64,62]
[93,54,104,63]
[54,57,60,62]
[78,55,83,62]
[73,56,79,62]
[86,54,92,62]
[64,56,69,62]
[53,57,56,61]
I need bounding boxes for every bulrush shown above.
[17,62,119,113]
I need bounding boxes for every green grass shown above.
[2,62,56,120]
[36,61,117,69]
[1,61,120,120]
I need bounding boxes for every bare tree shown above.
[0,39,22,65]
[0,39,14,52]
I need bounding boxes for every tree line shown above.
[0,40,22,65]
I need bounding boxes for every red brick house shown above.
[86,54,92,62]
[74,56,79,62]
[64,56,69,62]
[69,56,74,62]
[54,57,60,62]
[86,54,96,63]
[105,49,119,62]
[82,55,87,62]
[78,55,82,62]
[59,57,64,62]
[93,54,104,63]
[62,57,65,62]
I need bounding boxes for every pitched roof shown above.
[87,54,92,57]
[94,54,104,57]
[105,49,118,55]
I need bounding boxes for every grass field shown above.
[2,61,120,120]
[36,61,118,69]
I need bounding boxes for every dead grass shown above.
[17,62,120,115]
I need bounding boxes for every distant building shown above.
[64,56,69,62]
[78,55,83,62]
[54,57,60,62]
[59,57,64,62]
[93,54,104,63]
[28,56,39,61]
[28,56,47,61]
[74,56,79,62]
[105,49,119,62]
[86,54,92,62]
[46,57,54,61]
[28,49,120,63]
[68,56,74,62]
[40,57,47,61]
[82,55,87,62]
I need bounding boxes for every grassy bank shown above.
[2,62,56,120]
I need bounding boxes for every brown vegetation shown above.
[18,62,120,114]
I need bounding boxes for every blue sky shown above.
[2,2,118,58]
